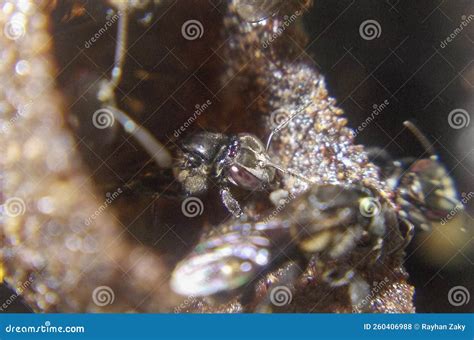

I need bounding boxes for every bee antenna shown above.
[265,128,278,152]
[265,161,315,185]
[265,103,311,152]
[107,106,173,169]
[403,121,436,157]
[110,8,129,90]
[94,8,172,168]
[97,8,129,105]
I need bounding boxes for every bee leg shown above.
[388,217,415,255]
[398,199,432,232]
[220,187,243,218]
[401,218,415,247]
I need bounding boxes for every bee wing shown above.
[171,232,271,296]
[171,221,290,297]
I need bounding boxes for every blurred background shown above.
[1,0,472,312]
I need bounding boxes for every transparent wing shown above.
[171,221,290,296]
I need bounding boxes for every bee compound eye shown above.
[228,164,264,190]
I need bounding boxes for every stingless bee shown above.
[367,121,463,239]
[170,183,402,309]
[169,121,464,309]
[172,116,314,217]
[109,107,313,217]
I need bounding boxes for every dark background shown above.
[1,0,472,313]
